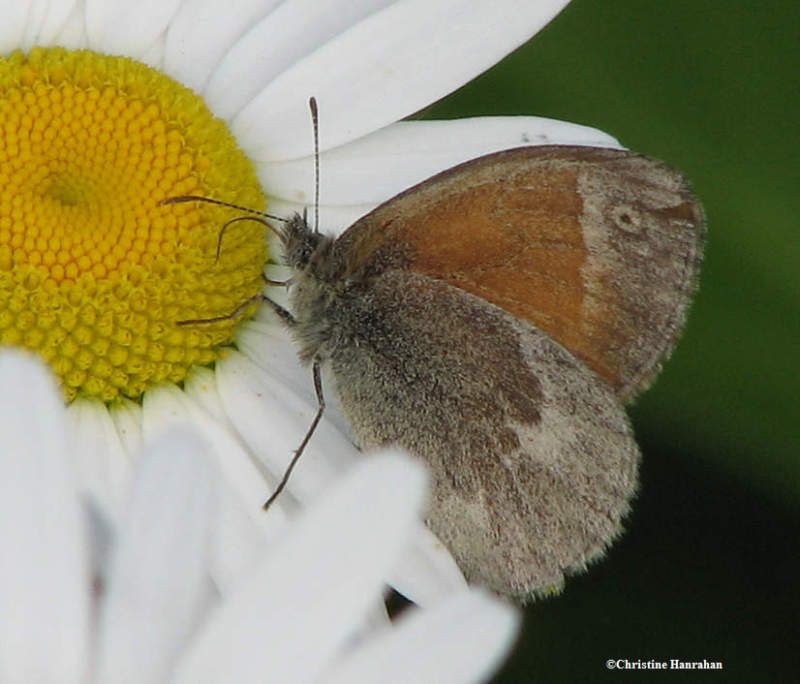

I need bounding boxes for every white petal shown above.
[215,351,361,505]
[35,0,78,45]
[140,379,270,593]
[236,317,360,439]
[67,397,132,520]
[19,0,48,50]
[85,496,116,595]
[387,522,467,606]
[0,352,89,684]
[142,383,290,536]
[109,397,144,464]
[141,382,290,593]
[179,371,272,592]
[140,31,166,68]
[183,366,236,428]
[51,0,89,49]
[359,600,393,636]
[172,452,427,684]
[164,0,283,93]
[95,429,218,684]
[325,589,519,684]
[234,319,312,407]
[86,0,181,59]
[234,0,572,161]
[204,0,393,120]
[260,116,623,207]
[11,0,77,49]
[207,477,270,595]
[0,1,31,53]
[0,0,84,50]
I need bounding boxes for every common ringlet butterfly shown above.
[170,112,705,601]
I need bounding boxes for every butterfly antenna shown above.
[309,96,320,234]
[160,195,288,223]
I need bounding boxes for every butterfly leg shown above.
[263,360,326,510]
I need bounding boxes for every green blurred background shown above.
[422,1,799,680]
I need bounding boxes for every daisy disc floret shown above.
[0,48,267,402]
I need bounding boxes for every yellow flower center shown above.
[0,48,268,402]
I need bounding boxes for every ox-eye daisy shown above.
[0,0,621,603]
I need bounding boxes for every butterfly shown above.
[168,139,704,601]
[270,143,704,600]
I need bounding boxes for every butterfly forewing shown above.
[335,145,705,401]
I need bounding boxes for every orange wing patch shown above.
[339,146,704,400]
